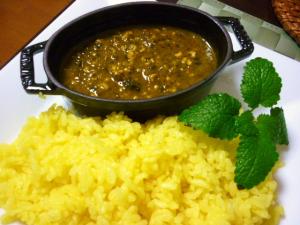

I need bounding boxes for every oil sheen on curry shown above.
[60,25,218,99]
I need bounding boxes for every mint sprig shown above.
[178,57,289,189]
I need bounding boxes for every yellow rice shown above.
[0,106,283,225]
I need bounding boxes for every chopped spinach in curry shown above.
[60,25,218,99]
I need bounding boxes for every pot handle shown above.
[217,16,254,64]
[20,41,56,94]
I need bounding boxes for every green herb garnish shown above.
[241,57,282,109]
[178,57,289,189]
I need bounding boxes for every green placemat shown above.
[178,0,300,61]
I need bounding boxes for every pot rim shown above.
[43,1,233,104]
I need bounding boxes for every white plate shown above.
[0,0,300,224]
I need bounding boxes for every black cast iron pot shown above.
[20,2,254,118]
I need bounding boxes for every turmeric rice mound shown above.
[0,106,283,225]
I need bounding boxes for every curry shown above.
[60,25,218,99]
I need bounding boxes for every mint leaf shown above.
[235,128,279,189]
[241,58,282,109]
[235,110,287,189]
[256,114,278,143]
[178,93,241,140]
[256,108,289,145]
[271,107,289,145]
[236,111,257,136]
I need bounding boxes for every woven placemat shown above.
[272,0,300,45]
[179,0,300,61]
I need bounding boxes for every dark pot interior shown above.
[45,3,231,81]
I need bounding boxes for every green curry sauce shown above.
[60,25,218,99]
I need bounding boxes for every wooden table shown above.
[0,0,73,68]
[0,0,281,69]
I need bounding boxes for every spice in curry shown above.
[60,25,218,99]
